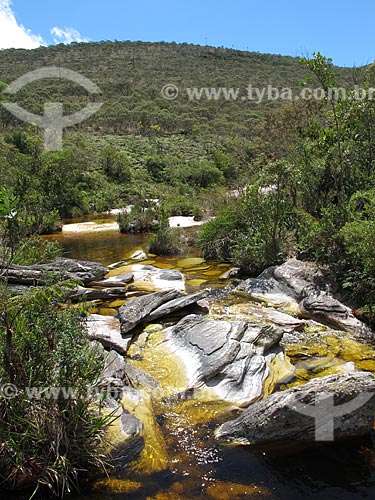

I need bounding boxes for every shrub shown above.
[148,209,181,255]
[117,204,158,233]
[0,283,113,497]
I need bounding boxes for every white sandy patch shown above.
[62,222,119,233]
[168,216,206,228]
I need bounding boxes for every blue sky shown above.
[0,0,374,67]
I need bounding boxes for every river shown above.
[42,215,375,500]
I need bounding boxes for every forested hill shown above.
[0,41,355,136]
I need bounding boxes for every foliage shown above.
[0,284,113,497]
[117,204,158,233]
[148,208,181,256]
[199,172,294,274]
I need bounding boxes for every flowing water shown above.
[42,216,375,500]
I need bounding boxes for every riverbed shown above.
[43,215,375,500]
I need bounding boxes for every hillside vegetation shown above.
[0,41,356,228]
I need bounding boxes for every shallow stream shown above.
[44,216,375,500]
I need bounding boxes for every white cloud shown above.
[0,0,44,49]
[50,26,88,45]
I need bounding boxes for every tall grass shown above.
[0,283,115,497]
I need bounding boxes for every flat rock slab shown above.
[86,314,131,354]
[119,289,209,335]
[119,289,180,335]
[91,273,134,287]
[216,372,375,448]
[68,285,127,302]
[2,258,108,286]
[164,314,292,406]
[108,264,185,292]
[148,290,209,321]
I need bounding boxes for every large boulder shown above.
[216,372,375,448]
[119,289,208,335]
[236,259,373,340]
[164,314,293,406]
[119,290,180,335]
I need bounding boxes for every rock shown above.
[236,259,373,340]
[1,258,108,286]
[228,303,306,332]
[86,314,131,354]
[216,372,375,448]
[119,289,210,335]
[148,290,209,321]
[124,363,159,389]
[91,273,134,287]
[119,289,180,335]
[101,350,126,380]
[67,285,127,302]
[164,314,292,406]
[129,250,147,261]
[37,258,109,284]
[108,264,185,292]
[109,409,144,468]
[177,257,206,268]
[108,260,128,269]
[219,267,240,280]
[300,290,373,339]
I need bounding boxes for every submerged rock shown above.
[108,264,185,292]
[164,314,293,406]
[216,372,375,448]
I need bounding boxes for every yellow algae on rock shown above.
[177,257,206,268]
[91,307,117,316]
[186,278,208,288]
[127,328,189,394]
[107,264,134,278]
[185,265,211,272]
[108,299,127,308]
[121,389,168,475]
[146,492,190,500]
[356,360,375,373]
[93,478,141,494]
[203,270,223,277]
[206,480,272,499]
[263,352,295,397]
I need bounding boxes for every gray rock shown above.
[86,314,131,354]
[157,269,184,281]
[299,291,373,339]
[236,259,374,339]
[148,289,209,321]
[119,289,180,334]
[216,372,375,448]
[1,257,108,286]
[67,285,127,302]
[90,273,134,287]
[165,314,290,406]
[219,267,240,280]
[110,410,144,468]
[124,363,159,389]
[101,350,126,380]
